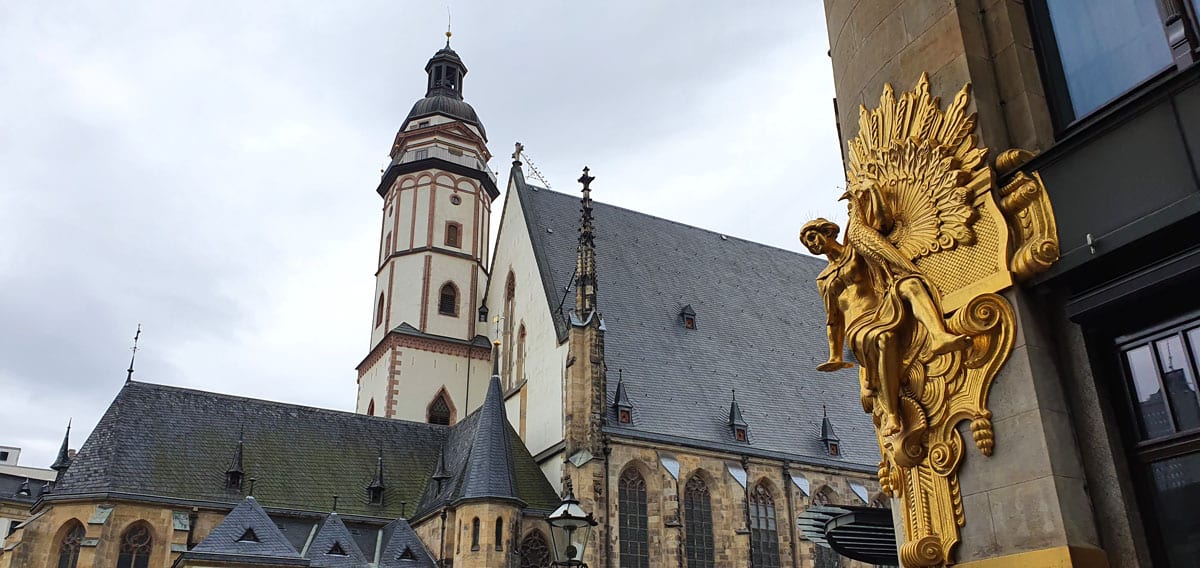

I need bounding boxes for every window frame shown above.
[116,522,154,568]
[683,475,715,568]
[1112,311,1200,565]
[56,521,84,568]
[1026,0,1192,133]
[445,222,462,249]
[749,482,782,568]
[617,468,650,568]
[438,282,459,317]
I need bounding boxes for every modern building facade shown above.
[823,1,1200,566]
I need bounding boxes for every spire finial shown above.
[575,167,598,314]
[445,6,452,46]
[512,142,523,166]
[248,477,257,497]
[125,324,142,383]
[51,420,73,479]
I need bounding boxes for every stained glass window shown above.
[683,476,714,568]
[519,531,551,568]
[749,483,781,568]
[618,468,649,568]
[116,523,153,568]
[56,522,84,568]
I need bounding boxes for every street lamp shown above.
[546,483,597,566]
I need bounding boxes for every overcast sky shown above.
[0,2,848,467]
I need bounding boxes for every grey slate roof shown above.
[512,171,880,470]
[415,370,556,517]
[304,513,370,567]
[56,381,557,519]
[378,519,437,568]
[188,496,307,565]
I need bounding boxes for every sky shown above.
[0,1,849,468]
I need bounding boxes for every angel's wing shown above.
[847,74,988,262]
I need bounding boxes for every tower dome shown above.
[403,43,486,140]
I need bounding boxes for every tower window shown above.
[428,391,453,425]
[445,223,462,248]
[438,283,458,316]
[367,399,375,416]
[376,293,386,328]
[471,517,480,551]
[449,194,462,205]
[494,517,503,551]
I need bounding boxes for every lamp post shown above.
[547,482,597,567]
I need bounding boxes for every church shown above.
[0,39,884,568]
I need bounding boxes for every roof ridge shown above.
[120,380,440,428]
[519,182,828,265]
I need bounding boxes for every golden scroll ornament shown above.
[802,73,1057,567]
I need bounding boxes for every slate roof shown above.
[378,519,437,568]
[187,496,307,565]
[55,381,557,519]
[304,513,371,567]
[513,171,880,470]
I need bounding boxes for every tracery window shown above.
[683,475,715,568]
[428,392,452,425]
[749,483,781,568]
[438,283,458,316]
[518,531,551,568]
[618,468,649,568]
[56,521,84,568]
[116,522,153,568]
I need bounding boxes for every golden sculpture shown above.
[802,74,1057,567]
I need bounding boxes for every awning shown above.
[797,505,898,566]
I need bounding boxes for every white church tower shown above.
[356,36,497,424]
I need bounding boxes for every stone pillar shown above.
[823,2,1104,565]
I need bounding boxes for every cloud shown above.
[0,1,841,467]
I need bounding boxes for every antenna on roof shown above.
[516,142,553,189]
[125,324,142,383]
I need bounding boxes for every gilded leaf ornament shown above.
[801,73,1058,567]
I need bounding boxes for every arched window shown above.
[376,292,386,328]
[514,324,527,388]
[383,231,392,260]
[56,520,84,568]
[366,398,375,416]
[428,391,452,425]
[749,483,781,568]
[445,222,461,248]
[814,544,843,568]
[438,283,458,316]
[518,531,551,568]
[683,475,714,568]
[503,272,516,377]
[494,516,504,551]
[471,517,480,551]
[618,468,649,568]
[117,522,153,568]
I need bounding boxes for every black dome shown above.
[404,95,487,140]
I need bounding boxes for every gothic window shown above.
[56,521,84,568]
[116,522,153,568]
[494,516,504,551]
[749,483,781,568]
[515,324,527,386]
[618,468,650,568]
[428,391,452,425]
[384,231,392,259]
[683,475,715,568]
[503,272,516,377]
[438,283,458,316]
[445,222,461,248]
[367,398,375,416]
[518,531,551,568]
[471,517,480,551]
[376,293,386,328]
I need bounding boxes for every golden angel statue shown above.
[800,73,1038,567]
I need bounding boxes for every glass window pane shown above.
[1045,0,1172,117]
[1157,335,1200,432]
[1126,345,1174,438]
[1148,452,1200,566]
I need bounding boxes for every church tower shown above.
[356,36,498,422]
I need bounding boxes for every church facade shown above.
[2,39,886,568]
